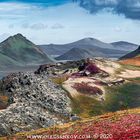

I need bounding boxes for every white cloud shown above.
[21,23,48,30]
[51,23,64,29]
[114,27,122,32]
[21,23,30,29]
[30,23,48,30]
[77,0,140,20]
[0,2,139,45]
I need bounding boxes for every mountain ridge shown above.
[56,45,128,61]
[39,37,129,59]
[0,34,54,69]
[111,41,139,51]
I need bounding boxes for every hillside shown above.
[56,47,93,60]
[0,58,140,138]
[39,38,128,58]
[120,57,140,66]
[111,41,138,51]
[0,53,21,68]
[39,44,67,56]
[120,46,140,60]
[0,34,53,69]
[2,108,140,140]
[119,46,140,66]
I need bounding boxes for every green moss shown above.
[71,95,104,118]
[71,83,140,118]
[126,77,140,84]
[121,64,140,70]
[104,83,140,112]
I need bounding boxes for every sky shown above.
[0,0,140,44]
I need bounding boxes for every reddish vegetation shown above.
[3,109,140,140]
[45,114,140,140]
[72,82,103,95]
[85,64,101,74]
[75,114,139,140]
[120,57,140,66]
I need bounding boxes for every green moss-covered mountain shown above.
[0,34,54,68]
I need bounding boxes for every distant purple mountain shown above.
[39,38,129,60]
[111,41,139,52]
[39,37,117,56]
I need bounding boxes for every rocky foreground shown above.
[0,72,71,136]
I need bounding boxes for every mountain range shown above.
[39,38,138,60]
[56,46,126,61]
[0,34,53,69]
[0,34,139,68]
[39,38,129,56]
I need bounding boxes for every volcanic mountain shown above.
[119,46,140,66]
[0,34,53,69]
[56,48,93,60]
[111,41,138,52]
[56,45,127,61]
[39,38,128,58]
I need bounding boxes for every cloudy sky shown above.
[0,0,140,44]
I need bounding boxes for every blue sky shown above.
[0,0,140,44]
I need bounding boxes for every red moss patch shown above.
[72,82,103,95]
